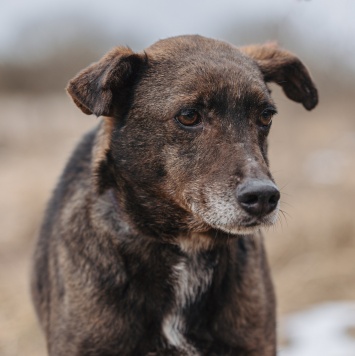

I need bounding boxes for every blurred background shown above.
[1,0,355,355]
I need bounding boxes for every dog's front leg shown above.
[207,235,276,356]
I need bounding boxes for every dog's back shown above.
[32,35,317,355]
[31,128,96,333]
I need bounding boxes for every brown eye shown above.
[259,109,276,127]
[175,109,202,127]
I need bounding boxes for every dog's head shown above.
[67,35,317,238]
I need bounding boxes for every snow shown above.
[280,302,355,356]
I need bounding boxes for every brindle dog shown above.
[31,35,318,355]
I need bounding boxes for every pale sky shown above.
[1,0,355,72]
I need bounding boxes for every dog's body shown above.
[32,35,317,355]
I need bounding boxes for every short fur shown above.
[32,35,318,355]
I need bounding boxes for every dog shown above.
[31,35,318,355]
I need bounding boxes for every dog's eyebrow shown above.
[259,101,277,112]
[242,93,276,112]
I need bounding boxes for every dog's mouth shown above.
[206,211,279,235]
[183,179,280,236]
[188,199,280,236]
[186,179,281,236]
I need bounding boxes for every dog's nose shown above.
[237,179,280,217]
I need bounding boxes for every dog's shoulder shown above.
[34,125,100,284]
[42,125,98,224]
[57,126,98,194]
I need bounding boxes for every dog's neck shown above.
[174,233,218,254]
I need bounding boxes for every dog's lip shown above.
[214,224,260,236]
[209,213,278,235]
[240,221,260,228]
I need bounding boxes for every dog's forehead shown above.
[146,35,244,61]
[146,35,257,74]
[143,35,268,103]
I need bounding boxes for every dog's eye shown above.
[175,109,202,127]
[259,109,276,127]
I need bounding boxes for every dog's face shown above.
[67,35,317,238]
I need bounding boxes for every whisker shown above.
[280,209,291,219]
[276,213,283,232]
[279,209,290,229]
[279,181,292,191]
[280,200,293,208]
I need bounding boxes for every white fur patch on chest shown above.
[162,253,214,354]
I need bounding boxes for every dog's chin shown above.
[202,212,279,236]
[215,224,261,236]
[188,204,279,236]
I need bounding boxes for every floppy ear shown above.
[67,47,145,117]
[240,43,318,110]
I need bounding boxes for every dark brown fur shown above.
[31,35,318,355]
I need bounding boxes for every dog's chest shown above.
[162,251,215,353]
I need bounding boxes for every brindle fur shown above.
[31,35,318,355]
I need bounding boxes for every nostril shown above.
[269,192,280,206]
[240,194,259,206]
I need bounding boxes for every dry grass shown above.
[265,87,355,314]
[0,95,96,356]
[0,83,354,355]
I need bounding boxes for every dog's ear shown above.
[240,43,318,110]
[67,47,145,117]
